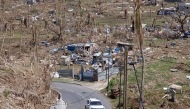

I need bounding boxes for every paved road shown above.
[51,82,112,109]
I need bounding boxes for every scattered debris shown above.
[186,76,190,80]
[68,8,74,12]
[170,69,178,72]
[162,94,169,99]
[111,88,120,99]
[163,87,168,91]
[169,84,182,93]
[51,72,60,78]
[170,43,176,46]
[40,41,53,47]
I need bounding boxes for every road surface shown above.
[51,82,112,109]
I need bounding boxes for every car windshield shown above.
[90,101,102,105]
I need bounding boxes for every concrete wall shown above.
[57,68,73,78]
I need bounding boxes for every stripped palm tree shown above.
[135,0,145,109]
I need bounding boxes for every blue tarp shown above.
[115,47,119,53]
[67,45,76,52]
[67,44,83,52]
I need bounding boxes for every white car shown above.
[85,98,105,109]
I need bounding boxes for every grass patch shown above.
[146,58,175,73]
[1,68,13,74]
[52,77,74,83]
[95,18,127,26]
[187,60,190,66]
[182,85,190,91]
[3,90,11,98]
[144,90,163,107]
[128,70,141,83]
[108,77,119,90]
[155,83,166,89]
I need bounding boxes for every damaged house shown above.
[67,43,98,53]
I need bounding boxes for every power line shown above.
[130,63,144,109]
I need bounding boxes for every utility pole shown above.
[108,65,110,94]
[123,46,128,109]
[106,66,110,95]
[81,66,84,81]
[106,67,107,79]
[150,9,152,23]
[28,5,30,28]
[122,0,123,11]
[106,67,108,93]
[119,65,124,109]
[119,67,121,109]
[107,47,111,96]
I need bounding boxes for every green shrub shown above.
[108,77,119,90]
[3,90,11,98]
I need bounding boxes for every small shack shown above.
[92,52,102,64]
[60,55,71,66]
[157,7,176,15]
[177,2,190,11]
[67,42,96,53]
[117,42,134,51]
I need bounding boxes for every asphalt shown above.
[51,82,112,109]
[50,81,110,109]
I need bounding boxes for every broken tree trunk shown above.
[135,0,145,108]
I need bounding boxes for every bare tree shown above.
[48,18,65,41]
[152,17,156,30]
[124,9,128,19]
[0,34,5,54]
[44,19,48,29]
[1,0,6,12]
[24,17,29,28]
[131,16,135,33]
[161,0,165,18]
[4,22,7,32]
[87,12,91,25]
[48,7,66,42]
[171,8,190,35]
[32,23,37,46]
[78,0,81,9]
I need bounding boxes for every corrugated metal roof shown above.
[93,52,102,56]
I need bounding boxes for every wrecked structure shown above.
[67,43,98,53]
[54,41,137,82]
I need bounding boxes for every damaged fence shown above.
[82,67,119,81]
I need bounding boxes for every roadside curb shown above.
[50,89,67,109]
